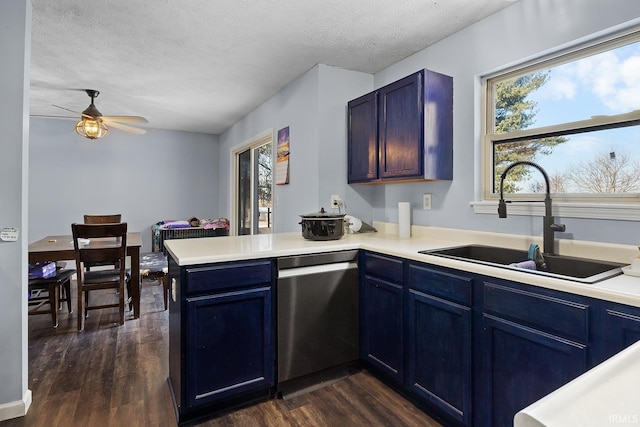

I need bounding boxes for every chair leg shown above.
[84,291,89,319]
[162,275,168,310]
[63,279,72,313]
[56,279,73,313]
[127,278,133,311]
[118,282,125,326]
[55,284,62,311]
[48,283,58,328]
[77,283,83,331]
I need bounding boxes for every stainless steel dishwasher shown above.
[277,250,359,389]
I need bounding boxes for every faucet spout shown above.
[498,161,566,255]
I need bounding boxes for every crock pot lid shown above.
[299,207,346,218]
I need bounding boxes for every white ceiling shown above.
[29,0,517,135]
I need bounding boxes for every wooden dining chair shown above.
[28,267,75,327]
[83,214,122,271]
[84,214,122,224]
[72,222,129,331]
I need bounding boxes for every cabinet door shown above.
[185,286,273,409]
[478,315,587,427]
[423,69,454,180]
[407,290,472,426]
[360,276,403,383]
[600,306,640,361]
[348,91,378,183]
[378,72,422,180]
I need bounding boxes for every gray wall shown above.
[0,0,30,418]
[218,64,375,233]
[29,118,221,251]
[218,0,640,245]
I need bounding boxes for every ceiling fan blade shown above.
[101,115,148,124]
[31,114,76,120]
[52,104,81,115]
[104,120,147,135]
[51,105,96,120]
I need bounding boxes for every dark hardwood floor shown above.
[3,279,441,427]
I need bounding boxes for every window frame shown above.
[478,26,640,217]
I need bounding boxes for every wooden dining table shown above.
[28,232,143,319]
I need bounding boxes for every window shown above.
[482,29,640,207]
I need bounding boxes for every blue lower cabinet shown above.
[185,286,273,409]
[168,258,274,424]
[406,289,472,426]
[360,275,404,383]
[478,314,587,426]
[361,256,640,427]
[598,304,640,362]
[476,280,591,426]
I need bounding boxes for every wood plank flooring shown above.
[2,279,441,427]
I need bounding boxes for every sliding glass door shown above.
[235,135,273,235]
[237,149,252,235]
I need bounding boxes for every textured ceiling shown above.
[29,0,517,135]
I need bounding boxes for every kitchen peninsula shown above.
[165,225,640,426]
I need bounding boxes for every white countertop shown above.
[165,225,640,422]
[164,226,640,307]
[514,339,640,427]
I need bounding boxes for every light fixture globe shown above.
[75,117,108,139]
[75,89,108,139]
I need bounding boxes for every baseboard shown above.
[277,363,362,400]
[0,389,32,422]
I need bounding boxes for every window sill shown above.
[470,201,639,221]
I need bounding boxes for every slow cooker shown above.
[299,207,345,241]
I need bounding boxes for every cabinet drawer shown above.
[483,281,589,343]
[408,263,472,306]
[185,260,272,294]
[363,252,404,283]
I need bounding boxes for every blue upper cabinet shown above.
[347,91,379,182]
[379,72,423,180]
[347,69,453,184]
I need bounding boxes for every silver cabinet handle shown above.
[171,278,177,303]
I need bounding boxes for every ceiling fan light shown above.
[75,117,108,139]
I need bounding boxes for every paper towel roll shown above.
[398,202,411,238]
[344,215,362,233]
[350,216,363,232]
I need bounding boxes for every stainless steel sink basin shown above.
[419,244,625,284]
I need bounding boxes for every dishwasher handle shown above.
[278,261,357,279]
[277,250,359,270]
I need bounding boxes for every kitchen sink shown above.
[419,244,625,284]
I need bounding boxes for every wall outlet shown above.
[331,195,341,208]
[423,193,432,210]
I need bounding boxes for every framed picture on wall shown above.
[276,126,290,185]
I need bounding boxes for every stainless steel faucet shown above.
[498,161,566,255]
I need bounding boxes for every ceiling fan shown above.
[53,89,148,139]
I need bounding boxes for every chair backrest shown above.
[72,223,128,268]
[84,214,122,224]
